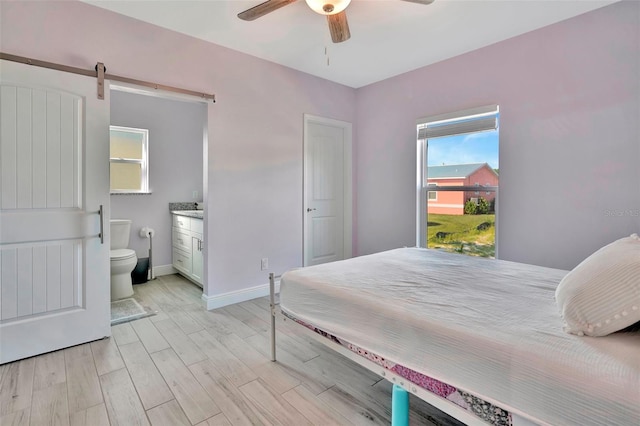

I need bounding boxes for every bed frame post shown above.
[392,384,409,426]
[269,272,276,362]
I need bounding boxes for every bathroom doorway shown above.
[109,84,210,307]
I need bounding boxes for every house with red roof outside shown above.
[427,163,499,215]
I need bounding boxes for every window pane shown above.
[111,162,142,191]
[110,129,143,159]
[426,129,498,258]
[427,193,495,257]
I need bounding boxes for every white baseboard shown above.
[153,264,176,277]
[201,279,281,310]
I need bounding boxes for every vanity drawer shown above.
[172,228,191,252]
[191,218,203,234]
[172,248,191,274]
[173,214,190,231]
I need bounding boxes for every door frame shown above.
[303,114,353,266]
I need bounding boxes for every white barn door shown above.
[0,60,111,364]
[303,114,352,266]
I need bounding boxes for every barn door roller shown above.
[96,62,105,100]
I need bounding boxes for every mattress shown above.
[280,248,640,426]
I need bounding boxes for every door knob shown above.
[306,208,317,212]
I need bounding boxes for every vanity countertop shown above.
[171,210,203,219]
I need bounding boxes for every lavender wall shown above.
[3,0,636,297]
[355,1,639,270]
[0,0,356,297]
[110,91,205,266]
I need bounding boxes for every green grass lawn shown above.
[427,213,495,258]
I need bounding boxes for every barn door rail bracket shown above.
[0,52,216,103]
[96,62,105,100]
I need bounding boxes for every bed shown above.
[270,247,640,426]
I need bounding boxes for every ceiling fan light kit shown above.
[237,0,434,44]
[305,0,351,15]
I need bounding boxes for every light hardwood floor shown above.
[0,274,462,426]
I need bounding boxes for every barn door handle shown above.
[306,208,316,212]
[98,205,104,244]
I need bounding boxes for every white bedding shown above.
[280,248,640,426]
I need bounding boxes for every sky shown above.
[427,130,499,169]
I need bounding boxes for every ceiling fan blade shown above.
[237,0,298,21]
[327,11,351,43]
[400,0,435,4]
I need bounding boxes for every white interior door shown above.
[0,60,111,364]
[303,114,352,266]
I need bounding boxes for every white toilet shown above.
[110,219,137,301]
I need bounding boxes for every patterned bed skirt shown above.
[282,311,513,426]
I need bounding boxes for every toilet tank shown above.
[110,219,132,250]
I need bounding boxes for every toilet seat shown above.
[110,248,136,261]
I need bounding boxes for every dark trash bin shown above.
[131,257,149,284]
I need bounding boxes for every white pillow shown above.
[555,234,640,337]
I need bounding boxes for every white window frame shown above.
[416,105,499,250]
[109,125,150,194]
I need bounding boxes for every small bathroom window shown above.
[110,126,150,194]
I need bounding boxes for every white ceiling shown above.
[85,0,617,88]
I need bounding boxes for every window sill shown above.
[110,191,153,195]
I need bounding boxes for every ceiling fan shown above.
[237,0,435,43]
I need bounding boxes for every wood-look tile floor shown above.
[0,274,461,426]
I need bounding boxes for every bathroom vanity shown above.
[171,211,203,287]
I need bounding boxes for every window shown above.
[416,105,499,258]
[110,126,149,193]
[427,183,438,201]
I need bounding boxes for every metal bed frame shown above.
[267,272,489,426]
